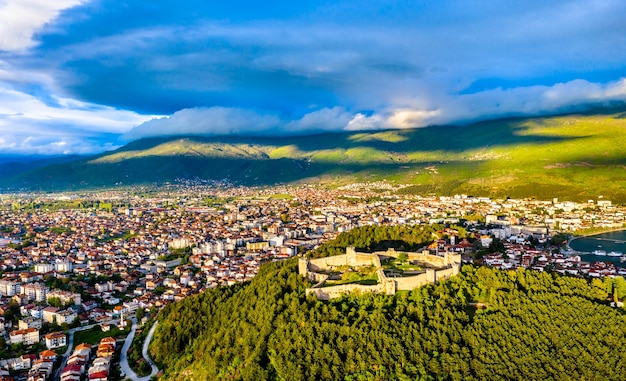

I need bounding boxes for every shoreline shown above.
[567,228,626,254]
[573,227,626,238]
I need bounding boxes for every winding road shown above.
[119,319,160,381]
[52,319,159,381]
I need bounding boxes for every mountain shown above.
[0,155,85,184]
[2,111,626,201]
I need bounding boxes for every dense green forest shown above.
[150,244,626,380]
[307,224,468,258]
[307,224,441,258]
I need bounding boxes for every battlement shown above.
[300,247,461,300]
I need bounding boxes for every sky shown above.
[1,0,626,156]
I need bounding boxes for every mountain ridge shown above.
[2,112,626,201]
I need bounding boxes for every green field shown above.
[322,265,379,287]
[74,324,128,345]
[3,111,626,202]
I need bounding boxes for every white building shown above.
[44,332,67,349]
[0,279,20,296]
[9,328,39,345]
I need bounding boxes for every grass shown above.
[382,259,423,272]
[5,111,626,202]
[323,266,379,287]
[74,324,128,345]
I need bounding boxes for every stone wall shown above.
[305,283,385,301]
[432,266,459,282]
[300,246,461,300]
[392,270,434,291]
[306,247,380,272]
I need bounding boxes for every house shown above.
[28,359,54,381]
[113,305,127,316]
[19,304,36,317]
[11,294,28,305]
[81,301,98,311]
[39,350,57,362]
[18,317,42,330]
[44,332,67,349]
[73,343,92,358]
[88,371,108,381]
[9,328,39,345]
[54,309,77,325]
[99,337,116,348]
[123,301,138,313]
[42,306,59,324]
[60,364,82,381]
[96,344,115,358]
[18,354,36,370]
[104,296,120,305]
[78,314,90,326]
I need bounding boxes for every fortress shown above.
[299,247,462,300]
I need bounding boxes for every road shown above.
[52,318,161,381]
[52,322,102,381]
[119,319,160,381]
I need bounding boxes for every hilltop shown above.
[149,260,626,380]
[2,112,626,201]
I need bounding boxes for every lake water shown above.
[569,230,626,267]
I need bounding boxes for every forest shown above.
[149,227,626,381]
[307,224,466,258]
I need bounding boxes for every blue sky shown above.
[1,0,626,155]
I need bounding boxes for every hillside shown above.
[3,112,626,201]
[148,227,626,380]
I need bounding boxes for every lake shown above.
[569,230,626,267]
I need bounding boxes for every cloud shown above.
[0,82,153,155]
[387,78,626,127]
[32,0,625,116]
[1,0,626,154]
[0,0,86,51]
[125,106,354,139]
[126,77,626,139]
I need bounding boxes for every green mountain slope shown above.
[148,227,626,380]
[4,112,626,201]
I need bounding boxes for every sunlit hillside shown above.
[3,112,626,202]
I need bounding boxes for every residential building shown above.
[44,332,67,349]
[9,328,39,346]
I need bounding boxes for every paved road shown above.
[52,322,104,381]
[119,319,160,381]
[142,321,159,379]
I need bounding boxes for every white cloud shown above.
[126,78,626,140]
[0,84,152,132]
[0,82,153,155]
[0,0,86,51]
[2,0,626,155]
[382,78,626,128]
[126,106,357,139]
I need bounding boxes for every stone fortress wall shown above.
[300,247,461,300]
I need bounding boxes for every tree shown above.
[136,307,146,321]
[48,296,64,308]
[488,237,505,253]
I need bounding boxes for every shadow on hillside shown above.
[7,156,467,189]
[6,112,626,191]
[112,117,585,156]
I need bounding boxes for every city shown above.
[0,182,624,380]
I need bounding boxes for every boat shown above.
[607,251,623,257]
[592,250,607,256]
